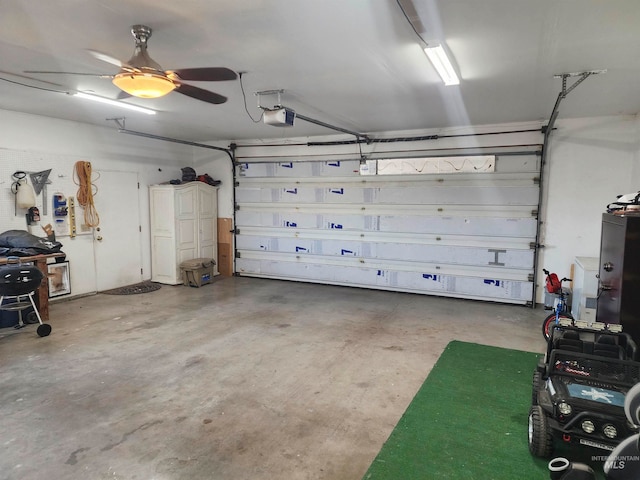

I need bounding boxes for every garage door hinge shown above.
[232,228,240,235]
[235,204,240,211]
[531,209,538,217]
[234,181,240,187]
[530,242,544,249]
[526,300,534,307]
[533,176,540,184]
[235,251,241,258]
[528,274,534,282]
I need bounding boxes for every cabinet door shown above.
[176,186,198,256]
[151,187,179,284]
[597,217,625,323]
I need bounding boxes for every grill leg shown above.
[27,292,43,325]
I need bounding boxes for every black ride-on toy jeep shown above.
[529,320,640,458]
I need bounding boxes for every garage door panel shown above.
[236,226,533,248]
[237,209,537,237]
[236,185,538,206]
[237,171,536,186]
[235,258,533,304]
[237,211,536,236]
[237,250,530,280]
[236,235,533,269]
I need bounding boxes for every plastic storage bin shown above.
[180,258,215,287]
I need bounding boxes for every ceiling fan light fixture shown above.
[112,72,176,98]
[424,44,460,86]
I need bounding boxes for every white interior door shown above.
[92,170,142,291]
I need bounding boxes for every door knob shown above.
[96,236,103,241]
[603,262,614,272]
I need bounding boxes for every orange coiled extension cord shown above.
[73,161,100,227]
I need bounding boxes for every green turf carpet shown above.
[363,340,550,480]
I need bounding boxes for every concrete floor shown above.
[0,277,546,480]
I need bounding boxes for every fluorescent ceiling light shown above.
[71,92,157,115]
[424,44,460,86]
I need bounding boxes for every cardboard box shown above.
[218,243,232,277]
[218,218,234,276]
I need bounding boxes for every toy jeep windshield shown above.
[529,321,640,458]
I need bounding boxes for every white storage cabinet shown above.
[150,182,218,284]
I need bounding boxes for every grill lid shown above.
[0,264,44,296]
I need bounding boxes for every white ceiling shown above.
[1,0,639,143]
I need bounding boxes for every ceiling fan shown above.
[25,24,237,104]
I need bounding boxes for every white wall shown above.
[539,115,639,301]
[194,150,235,218]
[0,109,196,298]
[634,116,640,184]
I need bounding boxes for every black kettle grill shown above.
[0,259,51,337]
[0,263,43,296]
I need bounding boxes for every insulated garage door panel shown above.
[235,234,533,269]
[235,257,533,303]
[235,158,539,305]
[236,210,536,237]
[235,185,538,205]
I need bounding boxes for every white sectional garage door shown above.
[234,155,539,305]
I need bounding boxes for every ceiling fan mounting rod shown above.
[131,24,152,44]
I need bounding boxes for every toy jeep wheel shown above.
[528,405,553,457]
[532,371,543,405]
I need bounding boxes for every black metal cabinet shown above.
[597,213,640,343]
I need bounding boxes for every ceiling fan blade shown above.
[23,70,113,78]
[168,67,237,82]
[87,49,138,73]
[87,49,124,67]
[175,83,227,104]
[0,70,66,87]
